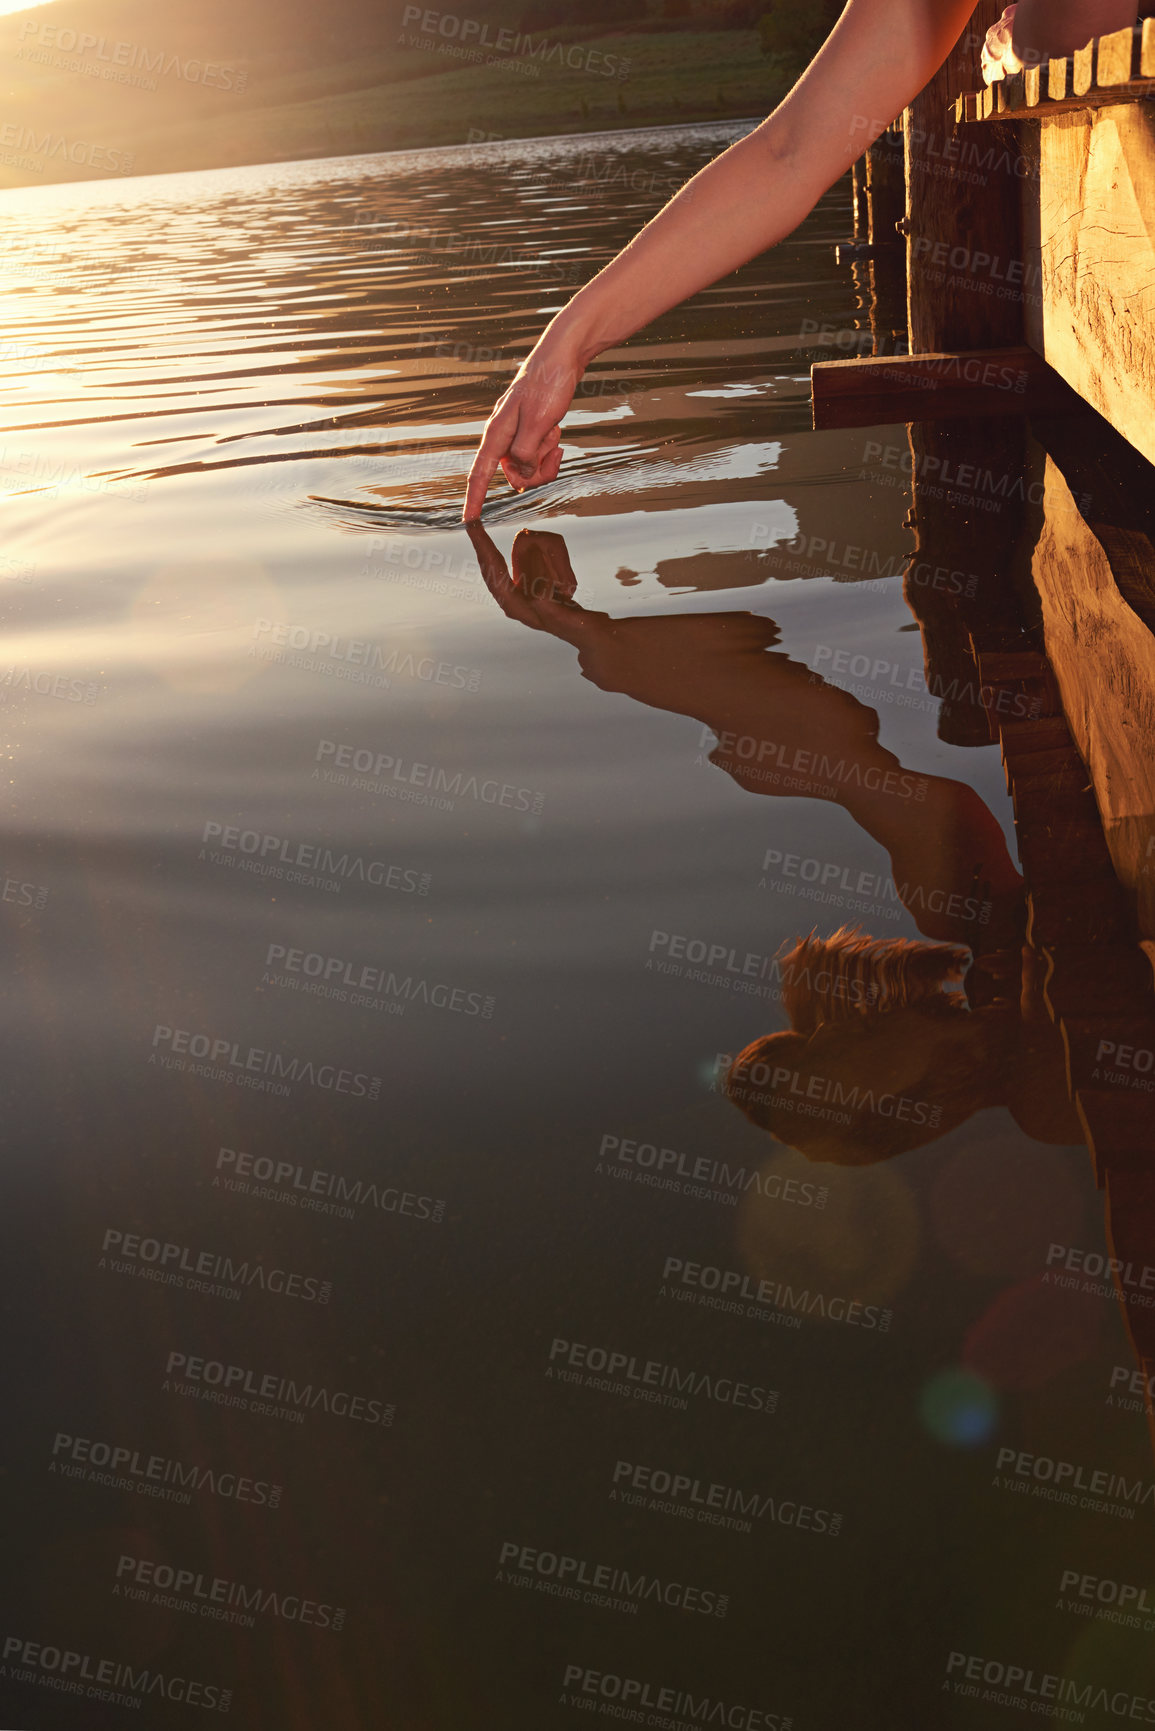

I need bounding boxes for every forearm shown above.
[537,0,978,370]
[542,131,827,369]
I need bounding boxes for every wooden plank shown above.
[974,649,1050,680]
[810,346,1080,428]
[1143,15,1155,79]
[962,85,1155,122]
[1024,106,1155,472]
[1073,40,1095,97]
[997,73,1026,114]
[1000,714,1076,753]
[958,28,1154,124]
[1003,744,1083,778]
[1028,455,1155,938]
[1091,524,1155,634]
[1097,25,1141,85]
[1049,55,1071,101]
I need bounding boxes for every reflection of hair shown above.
[780,926,970,1034]
[723,928,979,1164]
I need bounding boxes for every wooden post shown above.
[904,0,1024,351]
[865,126,908,353]
[850,158,868,242]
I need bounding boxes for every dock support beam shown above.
[904,0,1024,351]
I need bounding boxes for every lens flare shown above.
[919,1367,998,1446]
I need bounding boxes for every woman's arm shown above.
[462,0,978,519]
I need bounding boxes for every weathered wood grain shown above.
[1143,15,1155,78]
[1073,39,1095,96]
[904,0,1021,350]
[1096,25,1141,84]
[1029,454,1155,938]
[1023,105,1155,472]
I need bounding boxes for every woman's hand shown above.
[980,4,1024,81]
[462,344,576,521]
[982,0,1132,81]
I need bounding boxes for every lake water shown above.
[1,121,1151,1730]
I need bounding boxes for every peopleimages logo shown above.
[263,942,495,1020]
[99,1227,331,1304]
[200,819,428,895]
[546,1336,778,1416]
[314,739,545,815]
[661,1257,892,1332]
[994,1445,1154,1519]
[596,1131,829,1210]
[1045,1241,1155,1305]
[718,1052,940,1135]
[698,725,928,801]
[945,1651,1155,1720]
[1109,1364,1155,1410]
[399,6,631,77]
[811,644,1040,719]
[496,1541,728,1618]
[149,1024,382,1102]
[2,1634,230,1713]
[1059,1568,1155,1629]
[214,1147,446,1225]
[610,1459,842,1539]
[51,1430,282,1508]
[759,848,991,926]
[559,1663,792,1728]
[164,1351,395,1428]
[17,18,247,90]
[115,1555,345,1631]
[648,928,881,1011]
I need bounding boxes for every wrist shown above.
[539,292,611,373]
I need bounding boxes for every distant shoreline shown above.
[0,24,784,193]
[0,116,769,199]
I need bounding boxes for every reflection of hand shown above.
[462,345,573,521]
[465,523,597,642]
[467,523,785,706]
[980,3,1022,81]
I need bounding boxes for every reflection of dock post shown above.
[902,417,1030,746]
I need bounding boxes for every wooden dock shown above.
[817,1,1155,1415]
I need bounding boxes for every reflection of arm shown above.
[550,0,979,371]
[469,526,1023,944]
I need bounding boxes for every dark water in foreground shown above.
[0,121,1152,1730]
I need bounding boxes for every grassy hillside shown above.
[0,0,790,188]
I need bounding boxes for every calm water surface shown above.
[0,123,1147,1730]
